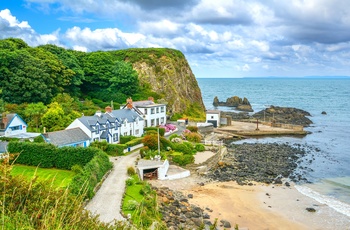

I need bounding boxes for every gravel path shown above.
[85,151,139,224]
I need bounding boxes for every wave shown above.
[295,185,350,217]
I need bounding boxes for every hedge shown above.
[120,135,137,144]
[8,142,96,169]
[69,150,113,199]
[143,127,165,136]
[125,137,143,147]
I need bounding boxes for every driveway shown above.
[85,151,139,224]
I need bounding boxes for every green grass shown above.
[10,164,75,188]
[122,175,144,216]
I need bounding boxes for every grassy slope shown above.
[10,164,75,188]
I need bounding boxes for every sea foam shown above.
[295,185,350,217]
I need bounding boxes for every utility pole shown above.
[256,119,259,131]
[157,127,160,156]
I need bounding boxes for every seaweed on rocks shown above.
[206,143,309,185]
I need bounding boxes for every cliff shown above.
[114,48,205,119]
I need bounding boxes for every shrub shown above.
[127,166,136,176]
[173,142,193,155]
[106,144,126,156]
[195,143,206,152]
[184,132,202,143]
[140,146,150,158]
[125,137,143,147]
[172,154,194,166]
[169,133,180,141]
[120,135,137,144]
[126,177,135,186]
[70,150,113,199]
[187,126,198,132]
[125,200,139,211]
[143,127,165,136]
[71,164,83,174]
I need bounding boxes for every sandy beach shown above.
[149,147,350,230]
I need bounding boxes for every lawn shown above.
[122,175,145,216]
[10,165,75,188]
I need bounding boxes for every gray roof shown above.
[0,141,8,153]
[77,109,143,132]
[43,127,90,147]
[133,100,165,108]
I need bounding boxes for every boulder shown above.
[213,96,253,112]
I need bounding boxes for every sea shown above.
[197,77,350,218]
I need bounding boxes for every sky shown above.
[1,0,350,78]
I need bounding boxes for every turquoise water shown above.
[197,78,350,216]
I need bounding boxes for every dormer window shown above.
[96,124,100,134]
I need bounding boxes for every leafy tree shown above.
[108,61,139,96]
[24,102,47,132]
[38,44,85,97]
[41,102,66,131]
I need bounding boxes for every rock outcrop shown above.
[253,106,312,127]
[206,143,310,185]
[122,48,206,117]
[213,96,253,112]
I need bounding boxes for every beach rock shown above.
[306,207,316,212]
[220,219,232,228]
[253,106,313,127]
[155,187,213,229]
[213,96,253,112]
[321,111,327,115]
[206,143,308,185]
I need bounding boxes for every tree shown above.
[109,61,139,96]
[24,102,47,132]
[41,102,65,131]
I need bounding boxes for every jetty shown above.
[214,121,308,138]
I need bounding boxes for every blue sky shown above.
[1,0,350,78]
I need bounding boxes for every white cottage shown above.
[206,110,221,128]
[121,97,167,128]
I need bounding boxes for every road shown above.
[85,151,139,224]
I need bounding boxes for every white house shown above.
[0,113,40,139]
[121,97,166,128]
[206,110,221,128]
[67,106,144,144]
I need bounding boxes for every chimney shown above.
[2,113,8,128]
[148,97,154,102]
[126,97,133,109]
[95,110,102,117]
[105,106,112,113]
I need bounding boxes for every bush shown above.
[195,143,206,152]
[127,166,136,176]
[172,154,194,166]
[106,144,127,156]
[140,146,150,158]
[126,177,135,186]
[125,137,143,147]
[120,135,137,144]
[187,126,198,132]
[69,150,113,199]
[125,200,139,211]
[173,142,193,155]
[169,133,180,141]
[184,132,202,143]
[144,127,165,136]
[71,164,83,174]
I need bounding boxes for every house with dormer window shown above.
[121,97,166,128]
[0,113,40,139]
[66,106,144,144]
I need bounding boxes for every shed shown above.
[137,159,169,180]
[206,110,221,128]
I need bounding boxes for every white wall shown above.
[5,116,27,137]
[157,160,169,180]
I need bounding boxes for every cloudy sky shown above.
[1,0,350,78]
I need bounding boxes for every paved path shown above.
[85,151,139,224]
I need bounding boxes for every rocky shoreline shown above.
[206,143,310,185]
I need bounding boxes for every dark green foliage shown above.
[172,142,193,155]
[106,144,126,156]
[143,127,165,136]
[8,142,96,169]
[56,147,96,170]
[172,154,194,166]
[170,113,183,121]
[33,135,45,143]
[69,150,112,198]
[125,137,143,147]
[195,143,206,152]
[120,135,137,144]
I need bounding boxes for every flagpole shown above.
[157,127,160,156]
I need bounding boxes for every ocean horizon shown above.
[197,77,350,218]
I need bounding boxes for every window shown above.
[135,129,139,135]
[161,117,164,124]
[211,116,214,119]
[144,120,148,127]
[156,107,159,113]
[156,118,159,126]
[144,109,148,115]
[161,106,164,112]
[10,125,21,131]
[151,119,155,126]
[124,132,128,136]
[96,124,100,134]
[113,133,118,142]
[151,108,155,114]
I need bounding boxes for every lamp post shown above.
[157,127,160,156]
[256,119,259,131]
